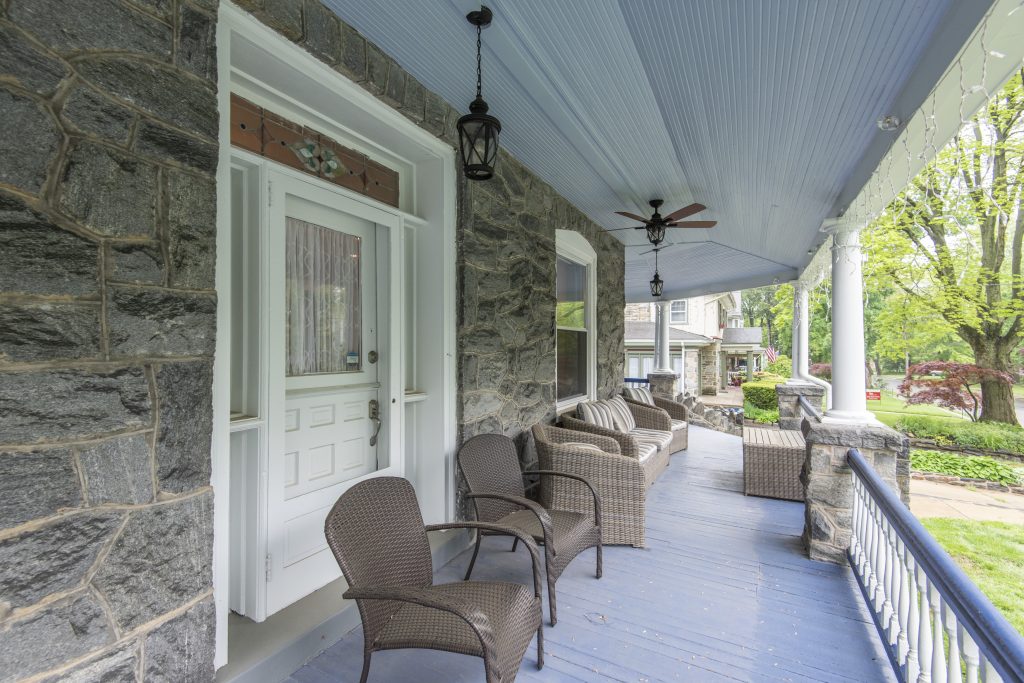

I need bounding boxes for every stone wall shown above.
[624,303,652,322]
[699,343,720,395]
[237,0,626,469]
[683,348,700,393]
[0,0,218,680]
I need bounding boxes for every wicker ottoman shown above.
[742,427,806,501]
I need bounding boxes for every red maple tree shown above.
[898,361,1013,422]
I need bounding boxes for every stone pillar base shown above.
[802,420,909,563]
[647,371,679,400]
[775,383,824,430]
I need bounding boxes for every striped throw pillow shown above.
[606,396,637,432]
[623,386,656,406]
[576,401,618,430]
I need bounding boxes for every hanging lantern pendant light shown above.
[650,248,664,297]
[457,6,502,181]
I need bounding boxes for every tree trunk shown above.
[979,377,1018,425]
[974,342,1020,425]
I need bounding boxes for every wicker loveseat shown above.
[531,424,647,547]
[559,395,673,486]
[621,386,688,453]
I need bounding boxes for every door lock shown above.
[368,399,382,446]
[368,350,378,364]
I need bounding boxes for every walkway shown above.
[911,478,1024,524]
[288,426,893,682]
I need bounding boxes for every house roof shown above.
[624,321,710,343]
[334,1,1023,301]
[722,327,763,346]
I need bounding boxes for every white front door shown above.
[264,171,391,615]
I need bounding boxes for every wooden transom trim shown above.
[230,93,399,207]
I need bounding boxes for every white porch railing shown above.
[848,448,1024,683]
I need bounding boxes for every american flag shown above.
[764,346,778,363]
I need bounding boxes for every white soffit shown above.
[326,0,1001,301]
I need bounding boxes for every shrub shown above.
[896,415,1024,455]
[899,361,1013,422]
[809,362,831,380]
[742,381,778,410]
[766,355,791,378]
[743,401,780,425]
[911,449,1022,486]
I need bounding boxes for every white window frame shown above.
[670,299,688,324]
[555,230,597,412]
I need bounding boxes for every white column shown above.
[652,304,661,370]
[655,300,672,372]
[788,281,806,382]
[826,226,876,423]
[797,282,811,378]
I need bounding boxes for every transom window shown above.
[670,300,688,324]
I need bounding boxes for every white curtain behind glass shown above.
[285,217,362,376]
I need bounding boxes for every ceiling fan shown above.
[611,199,716,245]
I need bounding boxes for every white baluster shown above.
[871,501,884,613]
[854,480,866,571]
[918,570,933,683]
[942,603,961,683]
[882,520,895,644]
[981,657,1003,683]
[929,585,947,682]
[895,536,910,663]
[905,551,920,682]
[865,495,878,597]
[961,627,979,683]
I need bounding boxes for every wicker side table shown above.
[742,427,806,501]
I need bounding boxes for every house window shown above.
[556,230,597,407]
[670,300,688,324]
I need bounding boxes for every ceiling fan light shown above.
[645,224,666,245]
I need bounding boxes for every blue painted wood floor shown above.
[287,426,895,682]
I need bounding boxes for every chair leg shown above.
[545,549,558,626]
[511,537,519,552]
[464,532,482,581]
[359,651,372,683]
[596,538,603,579]
[536,622,545,670]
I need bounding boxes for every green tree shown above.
[741,285,781,348]
[863,70,1024,424]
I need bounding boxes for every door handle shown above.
[368,399,382,447]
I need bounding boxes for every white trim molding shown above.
[555,229,598,412]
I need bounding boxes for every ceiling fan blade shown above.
[667,220,717,229]
[663,203,706,222]
[615,211,651,223]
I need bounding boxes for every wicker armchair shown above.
[622,386,689,453]
[324,476,544,683]
[532,424,647,548]
[458,434,602,626]
[560,397,672,484]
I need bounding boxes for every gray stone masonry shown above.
[680,391,744,437]
[647,371,679,399]
[776,383,825,431]
[700,342,720,395]
[801,420,909,563]
[0,0,217,679]
[237,1,626,479]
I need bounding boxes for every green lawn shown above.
[921,518,1024,636]
[868,393,966,427]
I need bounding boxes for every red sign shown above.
[866,390,882,401]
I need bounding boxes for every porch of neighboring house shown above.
[287,426,894,683]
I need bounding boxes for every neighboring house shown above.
[625,291,764,395]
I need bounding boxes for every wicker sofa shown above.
[531,423,647,547]
[621,386,688,453]
[559,395,673,486]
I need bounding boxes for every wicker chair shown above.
[458,434,602,626]
[559,397,672,485]
[324,476,544,683]
[532,424,647,547]
[622,386,689,453]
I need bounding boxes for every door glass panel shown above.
[285,217,362,376]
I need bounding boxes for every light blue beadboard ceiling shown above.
[325,0,994,301]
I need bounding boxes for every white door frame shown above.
[214,2,457,667]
